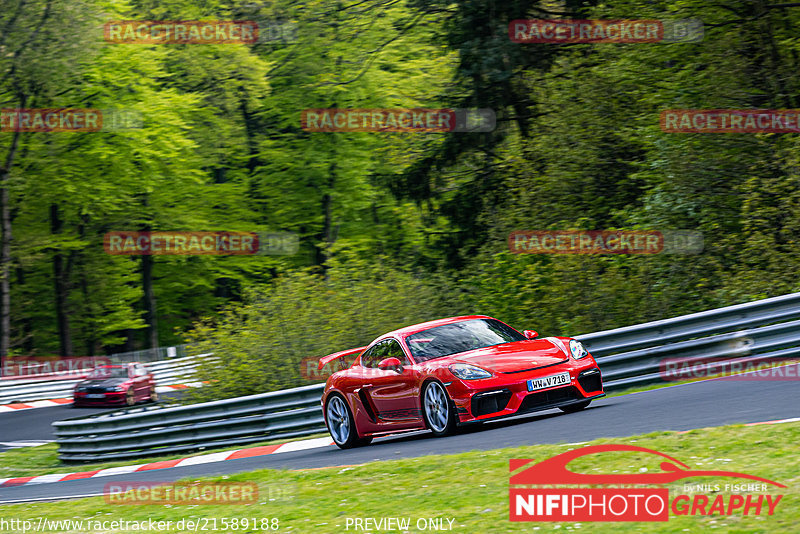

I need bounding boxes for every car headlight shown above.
[569,339,589,359]
[449,363,492,380]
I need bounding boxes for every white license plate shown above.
[527,372,570,392]
[85,394,105,399]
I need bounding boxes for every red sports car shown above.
[73,362,158,407]
[319,315,604,448]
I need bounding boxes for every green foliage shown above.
[2,0,800,369]
[185,262,466,400]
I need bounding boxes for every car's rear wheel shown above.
[422,381,457,437]
[149,386,159,403]
[559,400,591,413]
[125,388,135,406]
[326,394,371,449]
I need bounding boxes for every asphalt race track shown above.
[0,374,798,503]
[0,391,187,453]
[0,407,112,452]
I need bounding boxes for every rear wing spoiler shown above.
[318,346,367,371]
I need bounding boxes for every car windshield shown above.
[405,318,526,362]
[88,367,128,379]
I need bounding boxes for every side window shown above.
[361,339,409,368]
[360,343,384,368]
[384,340,410,366]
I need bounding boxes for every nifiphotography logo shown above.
[509,444,785,522]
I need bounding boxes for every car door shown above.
[131,364,148,399]
[361,339,420,422]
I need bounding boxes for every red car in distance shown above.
[73,362,158,407]
[320,315,604,448]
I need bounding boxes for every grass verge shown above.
[0,422,798,533]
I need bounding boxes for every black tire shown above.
[125,388,135,406]
[149,387,159,403]
[559,400,591,413]
[325,393,369,449]
[421,380,457,437]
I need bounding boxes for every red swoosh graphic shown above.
[510,444,785,488]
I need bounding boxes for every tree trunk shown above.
[142,253,158,349]
[79,269,96,356]
[315,162,337,274]
[0,182,12,362]
[0,100,24,365]
[15,267,33,352]
[50,204,73,356]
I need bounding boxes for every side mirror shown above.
[377,357,403,373]
[524,330,538,340]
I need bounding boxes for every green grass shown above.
[0,422,798,533]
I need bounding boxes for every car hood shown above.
[449,339,569,373]
[78,378,128,388]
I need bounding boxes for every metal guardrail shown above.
[53,292,800,462]
[575,292,800,357]
[54,383,324,462]
[589,319,800,390]
[575,291,800,390]
[0,355,204,404]
[0,345,191,379]
[108,344,190,364]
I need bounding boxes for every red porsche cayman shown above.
[319,315,604,448]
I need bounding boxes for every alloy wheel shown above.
[326,395,351,445]
[424,381,449,433]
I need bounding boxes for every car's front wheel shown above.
[125,388,136,406]
[326,394,371,449]
[422,381,457,437]
[559,400,591,413]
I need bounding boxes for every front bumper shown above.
[445,358,604,422]
[73,392,127,405]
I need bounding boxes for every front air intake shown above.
[518,386,580,413]
[578,368,602,392]
[471,389,512,416]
